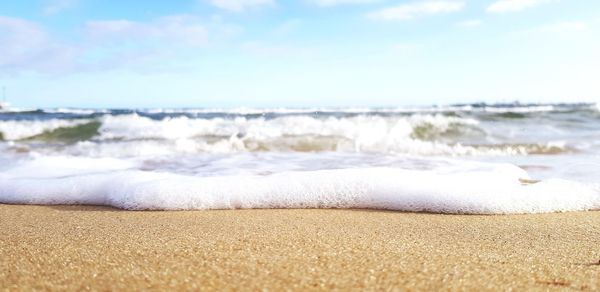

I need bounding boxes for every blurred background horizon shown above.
[1,0,599,108]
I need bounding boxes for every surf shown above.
[0,155,598,213]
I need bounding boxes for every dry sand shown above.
[1,204,599,291]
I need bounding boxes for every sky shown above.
[0,0,599,108]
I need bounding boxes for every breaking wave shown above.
[0,114,571,156]
[1,104,599,214]
[0,155,598,214]
[0,119,92,141]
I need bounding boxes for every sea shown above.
[1,103,599,214]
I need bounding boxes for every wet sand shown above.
[1,204,599,290]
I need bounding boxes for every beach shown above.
[3,0,600,289]
[1,205,599,290]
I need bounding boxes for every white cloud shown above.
[486,0,551,13]
[456,19,482,28]
[367,1,465,21]
[85,15,209,47]
[311,0,380,7]
[43,0,78,15]
[0,16,78,74]
[208,0,274,12]
[0,15,222,75]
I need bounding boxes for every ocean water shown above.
[1,103,599,213]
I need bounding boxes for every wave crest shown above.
[0,114,571,156]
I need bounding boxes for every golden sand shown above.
[1,204,599,290]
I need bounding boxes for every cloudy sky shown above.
[1,0,599,108]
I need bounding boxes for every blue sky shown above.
[0,0,599,108]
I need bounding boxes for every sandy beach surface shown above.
[1,204,599,290]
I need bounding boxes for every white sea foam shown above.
[0,106,38,113]
[91,114,564,156]
[42,108,110,115]
[0,155,598,214]
[0,113,565,156]
[0,112,571,157]
[90,114,464,155]
[1,105,598,214]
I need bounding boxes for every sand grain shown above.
[1,205,599,290]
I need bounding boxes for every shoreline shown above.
[1,204,599,290]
